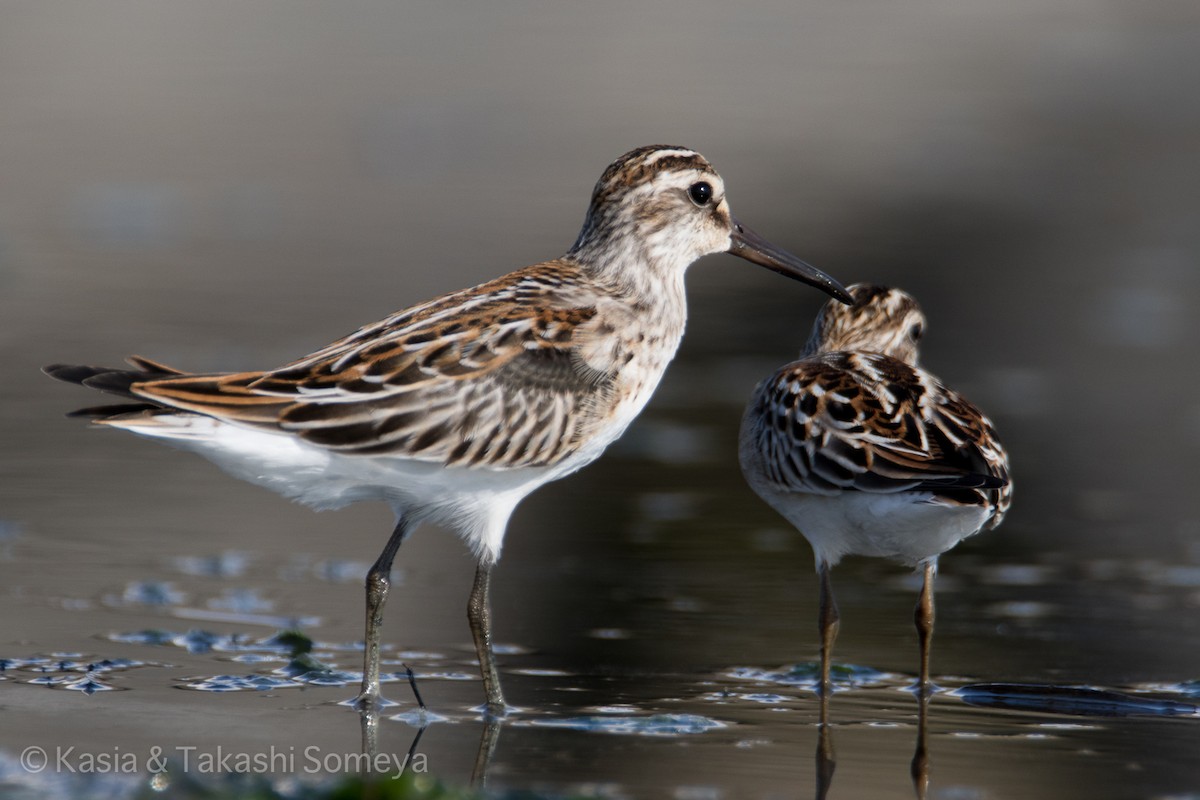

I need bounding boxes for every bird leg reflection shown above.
[471,717,503,790]
[911,686,931,800]
[815,720,837,800]
[359,663,429,779]
[812,680,933,800]
[360,700,380,772]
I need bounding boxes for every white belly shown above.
[759,489,991,568]
[104,414,562,560]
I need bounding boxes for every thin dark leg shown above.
[817,560,840,725]
[915,559,937,695]
[354,516,412,712]
[468,559,507,717]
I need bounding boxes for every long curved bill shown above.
[728,217,852,304]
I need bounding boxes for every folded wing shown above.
[747,352,1011,524]
[52,261,620,471]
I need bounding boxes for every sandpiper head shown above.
[804,284,927,364]
[570,145,850,302]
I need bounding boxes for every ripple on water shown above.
[98,627,477,694]
[206,587,274,614]
[26,670,120,694]
[523,713,728,737]
[183,674,306,692]
[388,708,454,727]
[108,628,302,654]
[1152,679,1200,698]
[106,580,187,607]
[60,674,118,693]
[229,652,286,664]
[726,662,896,691]
[172,551,249,578]
[954,683,1200,718]
[273,654,360,685]
[736,693,794,705]
[414,671,480,682]
[0,652,147,693]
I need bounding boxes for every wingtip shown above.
[44,363,96,384]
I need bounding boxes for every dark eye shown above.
[688,181,713,206]
[909,323,924,340]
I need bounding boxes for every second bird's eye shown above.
[688,181,713,206]
[909,323,924,340]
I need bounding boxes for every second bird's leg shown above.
[355,516,412,711]
[914,559,937,695]
[817,560,840,725]
[468,559,507,718]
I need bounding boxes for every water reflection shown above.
[815,721,836,800]
[4,626,1200,798]
[956,683,1200,718]
[910,694,931,800]
[814,694,930,800]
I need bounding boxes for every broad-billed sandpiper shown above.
[738,284,1010,714]
[46,145,851,716]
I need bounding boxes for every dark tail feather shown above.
[915,472,1008,491]
[43,363,109,386]
[44,364,143,399]
[43,357,187,401]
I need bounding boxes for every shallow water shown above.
[2,2,1200,798]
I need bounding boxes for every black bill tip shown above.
[728,219,852,304]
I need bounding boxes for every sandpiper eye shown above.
[909,323,924,340]
[687,181,713,207]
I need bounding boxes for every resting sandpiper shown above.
[46,145,851,716]
[738,284,1010,715]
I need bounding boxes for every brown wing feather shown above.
[750,353,1010,510]
[125,260,619,469]
[131,372,292,425]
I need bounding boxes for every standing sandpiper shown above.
[738,284,1011,716]
[46,145,851,716]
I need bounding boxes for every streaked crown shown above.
[804,284,927,365]
[569,145,734,277]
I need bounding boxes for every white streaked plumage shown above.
[46,145,851,717]
[738,283,1011,706]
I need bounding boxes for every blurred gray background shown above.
[1,2,1198,798]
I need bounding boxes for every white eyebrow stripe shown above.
[640,148,700,167]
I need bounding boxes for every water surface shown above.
[1,2,1199,798]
